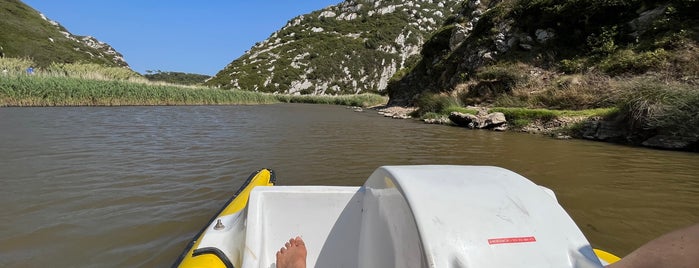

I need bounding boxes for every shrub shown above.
[599,49,669,75]
[493,94,530,108]
[587,26,619,55]
[415,93,460,114]
[476,63,529,88]
[559,58,588,73]
[617,78,699,136]
[461,63,532,104]
[532,74,617,109]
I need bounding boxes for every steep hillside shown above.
[207,0,460,94]
[0,0,128,67]
[386,0,698,151]
[387,0,698,106]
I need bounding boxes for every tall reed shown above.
[617,78,699,136]
[0,57,387,107]
[0,75,386,107]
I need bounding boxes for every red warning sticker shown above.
[488,236,537,245]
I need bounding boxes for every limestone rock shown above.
[449,112,507,130]
[424,117,452,124]
[484,112,506,126]
[449,112,480,128]
[449,24,470,51]
[535,29,555,44]
[629,6,667,38]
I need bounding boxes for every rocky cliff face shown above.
[0,0,129,67]
[207,0,460,94]
[386,0,698,106]
[386,0,698,151]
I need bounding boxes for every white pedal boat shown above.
[173,165,620,267]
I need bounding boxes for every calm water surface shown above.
[0,104,697,267]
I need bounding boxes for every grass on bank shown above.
[413,83,615,122]
[617,79,699,136]
[1,57,387,107]
[412,47,697,137]
[414,74,697,138]
[0,75,387,107]
[489,107,616,128]
[1,58,144,81]
[276,93,386,107]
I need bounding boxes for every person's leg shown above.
[276,236,307,268]
[606,223,699,268]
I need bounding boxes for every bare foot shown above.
[276,236,307,268]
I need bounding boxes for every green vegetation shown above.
[388,0,697,150]
[0,58,387,107]
[412,91,614,128]
[276,93,386,107]
[415,93,462,114]
[0,0,126,67]
[0,75,386,107]
[0,76,277,106]
[490,107,615,128]
[45,62,144,81]
[207,0,461,93]
[616,78,699,138]
[1,57,143,80]
[144,71,211,86]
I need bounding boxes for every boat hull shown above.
[173,169,275,268]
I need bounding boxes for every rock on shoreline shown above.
[449,112,508,131]
[367,106,697,152]
[371,105,417,119]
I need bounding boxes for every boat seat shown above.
[242,186,364,268]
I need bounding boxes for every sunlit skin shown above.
[276,237,307,268]
[274,224,699,268]
[606,223,699,268]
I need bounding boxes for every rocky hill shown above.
[207,0,461,94]
[385,0,698,151]
[386,0,698,106]
[0,0,128,67]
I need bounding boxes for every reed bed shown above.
[0,57,387,107]
[45,62,147,82]
[0,75,386,107]
[276,93,387,107]
[0,57,35,76]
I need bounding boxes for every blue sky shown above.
[23,1,342,76]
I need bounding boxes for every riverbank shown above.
[0,75,386,107]
[370,104,698,152]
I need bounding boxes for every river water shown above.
[0,104,697,267]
